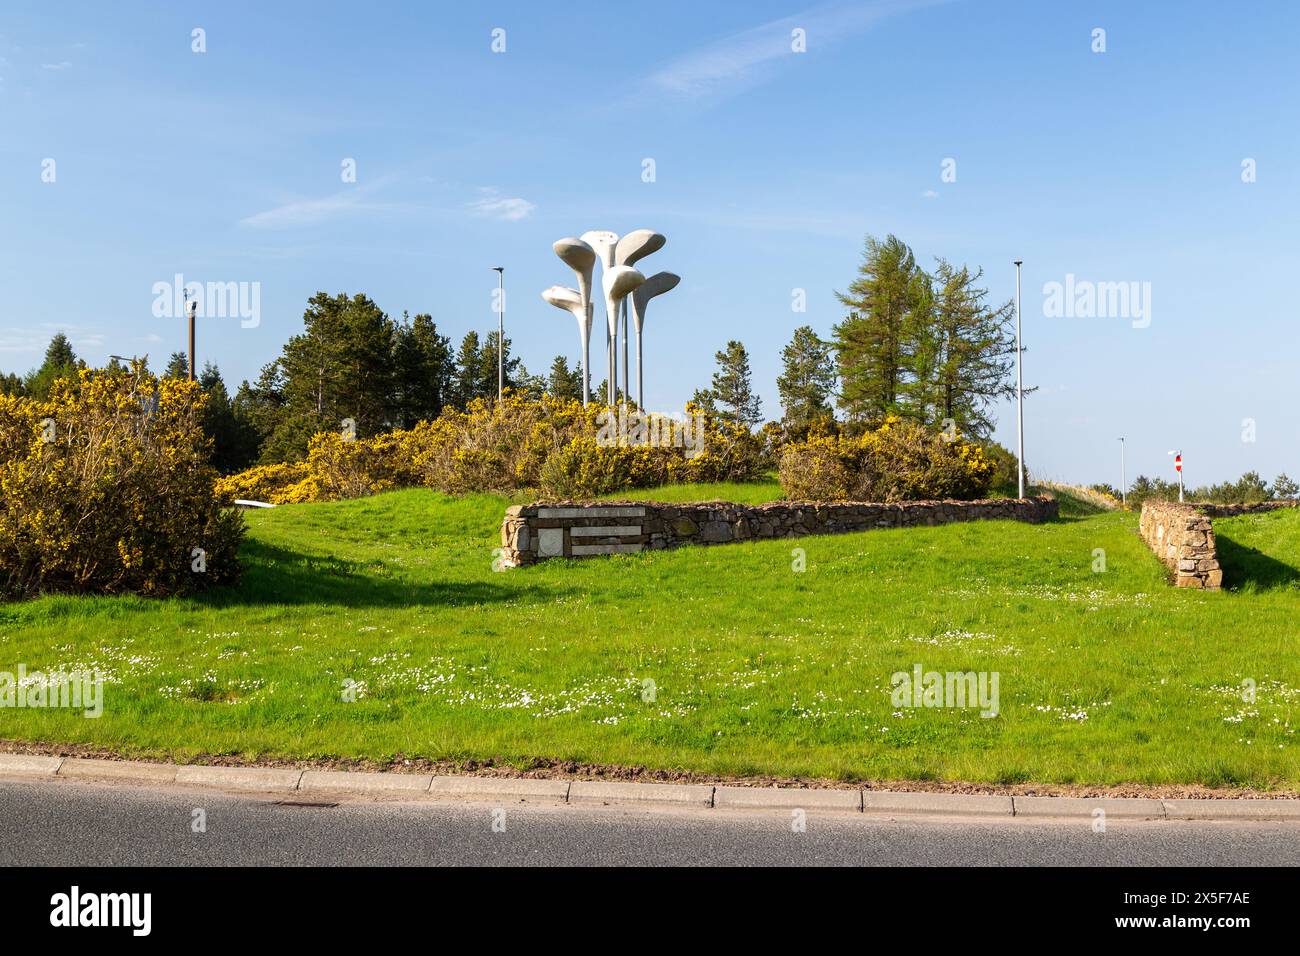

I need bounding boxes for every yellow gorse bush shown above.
[214,394,769,504]
[0,365,244,598]
[779,416,996,501]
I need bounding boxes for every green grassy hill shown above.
[2,484,1297,788]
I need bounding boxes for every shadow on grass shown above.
[193,539,552,609]
[1214,533,1300,591]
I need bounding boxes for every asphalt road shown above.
[2,778,1298,866]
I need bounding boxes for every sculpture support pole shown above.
[636,328,643,411]
[622,301,629,406]
[582,303,591,406]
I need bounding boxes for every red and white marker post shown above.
[1169,450,1184,502]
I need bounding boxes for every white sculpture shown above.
[601,265,645,403]
[630,271,680,411]
[550,237,596,404]
[541,285,591,405]
[545,228,677,407]
[614,231,665,398]
[579,231,619,403]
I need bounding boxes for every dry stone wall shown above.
[1137,501,1223,589]
[499,497,1059,567]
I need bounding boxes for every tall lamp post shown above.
[1118,437,1127,508]
[493,266,504,401]
[1014,259,1025,499]
[183,288,197,382]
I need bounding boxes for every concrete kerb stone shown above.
[300,770,433,793]
[173,765,304,792]
[714,786,862,812]
[428,776,570,803]
[1012,795,1166,819]
[0,754,63,776]
[58,757,178,785]
[1162,799,1300,821]
[862,790,1014,817]
[568,780,715,808]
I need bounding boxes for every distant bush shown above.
[1124,470,1297,508]
[0,368,244,598]
[778,417,996,501]
[214,395,767,503]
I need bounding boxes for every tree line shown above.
[2,234,1025,472]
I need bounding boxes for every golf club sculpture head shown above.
[630,271,680,334]
[541,285,592,405]
[580,230,619,270]
[615,229,665,269]
[552,237,596,311]
[602,266,645,337]
[629,271,680,411]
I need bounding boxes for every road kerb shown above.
[862,790,1014,817]
[1013,796,1166,819]
[58,757,178,785]
[714,786,862,812]
[428,776,570,803]
[1162,799,1300,821]
[0,753,64,776]
[568,780,714,808]
[174,765,303,792]
[300,770,433,793]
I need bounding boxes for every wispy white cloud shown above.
[921,189,939,199]
[240,180,400,229]
[646,0,941,103]
[41,61,72,71]
[467,188,536,222]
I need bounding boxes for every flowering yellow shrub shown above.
[0,367,244,598]
[215,394,767,503]
[779,417,996,501]
[213,461,310,504]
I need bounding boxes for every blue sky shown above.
[1,0,1296,486]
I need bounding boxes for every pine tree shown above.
[776,326,836,433]
[449,331,482,410]
[546,355,583,401]
[162,351,191,379]
[710,340,762,426]
[391,311,453,427]
[832,235,923,423]
[920,260,1016,439]
[197,362,259,473]
[23,333,83,399]
[270,292,396,456]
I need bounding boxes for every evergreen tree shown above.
[23,333,83,399]
[267,292,396,458]
[917,260,1016,439]
[162,351,191,379]
[197,362,259,473]
[546,355,583,401]
[710,340,762,426]
[476,331,521,399]
[449,331,482,410]
[391,311,453,428]
[776,326,836,433]
[832,235,924,423]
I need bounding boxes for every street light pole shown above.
[184,288,197,382]
[1118,437,1127,508]
[493,267,504,402]
[1014,259,1025,499]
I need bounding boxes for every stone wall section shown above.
[500,497,1059,567]
[1137,501,1223,589]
